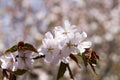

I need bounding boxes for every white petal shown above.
[12,63,18,71]
[45,32,53,39]
[54,26,63,33]
[61,47,71,57]
[64,20,70,28]
[81,32,87,38]
[61,57,70,64]
[17,58,25,69]
[81,41,92,48]
[75,32,81,38]
[25,58,33,69]
[45,54,53,63]
[77,45,85,53]
[0,54,18,71]
[51,55,60,64]
[41,48,47,55]
[1,63,7,69]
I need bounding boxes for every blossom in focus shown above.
[40,32,60,63]
[77,32,92,53]
[54,20,77,40]
[40,20,92,64]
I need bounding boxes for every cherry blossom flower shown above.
[0,50,34,71]
[77,32,92,53]
[16,50,34,70]
[51,53,70,64]
[54,20,77,40]
[54,21,79,55]
[0,53,18,71]
[40,32,60,63]
[51,32,88,64]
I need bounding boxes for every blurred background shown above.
[0,0,120,80]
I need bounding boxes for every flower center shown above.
[63,29,69,35]
[9,58,14,63]
[21,56,27,61]
[66,41,77,49]
[47,47,54,53]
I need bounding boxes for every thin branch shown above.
[32,55,45,59]
[67,64,74,80]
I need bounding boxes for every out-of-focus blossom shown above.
[0,53,18,71]
[17,50,34,70]
[0,50,35,71]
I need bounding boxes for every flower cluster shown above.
[40,20,92,64]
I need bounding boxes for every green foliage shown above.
[57,62,74,80]
[66,64,74,79]
[57,62,67,80]
[70,54,78,64]
[3,41,38,55]
[21,43,38,53]
[70,54,80,67]
[4,45,18,55]
[11,69,27,75]
[82,53,88,67]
